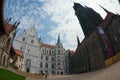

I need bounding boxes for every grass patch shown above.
[0,68,26,80]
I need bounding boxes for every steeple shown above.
[57,34,61,44]
[73,2,85,16]
[73,3,103,37]
[77,36,80,46]
[85,6,103,25]
[99,5,109,14]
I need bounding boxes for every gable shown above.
[15,26,40,46]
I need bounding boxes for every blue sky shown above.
[4,0,120,50]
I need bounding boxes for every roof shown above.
[4,22,13,34]
[70,50,74,55]
[101,12,115,28]
[41,43,55,49]
[14,49,23,57]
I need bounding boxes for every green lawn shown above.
[0,68,26,80]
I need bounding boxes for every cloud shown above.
[74,0,120,18]
[41,0,85,50]
[4,0,47,34]
[4,0,120,51]
[41,0,120,50]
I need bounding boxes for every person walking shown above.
[44,73,48,80]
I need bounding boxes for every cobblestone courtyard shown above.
[27,61,120,80]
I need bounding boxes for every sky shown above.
[4,0,120,50]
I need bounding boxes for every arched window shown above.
[31,40,34,43]
[26,59,31,68]
[45,63,48,68]
[40,62,42,67]
[57,63,61,65]
[52,64,54,69]
[61,72,63,75]
[46,56,48,60]
[22,37,25,41]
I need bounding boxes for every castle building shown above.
[14,27,68,75]
[40,43,55,74]
[14,27,41,73]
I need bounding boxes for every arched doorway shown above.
[26,68,30,73]
[61,72,63,75]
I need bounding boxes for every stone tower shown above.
[73,3,103,37]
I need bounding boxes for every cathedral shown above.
[70,3,120,74]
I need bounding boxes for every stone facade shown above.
[14,49,23,70]
[14,27,68,75]
[72,31,105,74]
[54,35,67,75]
[102,13,120,54]
[71,4,120,74]
[14,27,41,73]
[0,21,19,67]
[40,43,55,74]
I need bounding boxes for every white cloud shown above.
[75,0,120,18]
[41,0,120,50]
[5,0,120,50]
[42,0,84,50]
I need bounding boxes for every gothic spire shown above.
[73,3,103,37]
[77,36,80,45]
[57,34,60,44]
[99,5,109,13]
